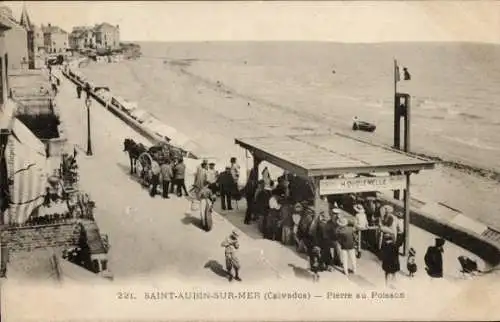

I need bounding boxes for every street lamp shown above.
[85,96,93,156]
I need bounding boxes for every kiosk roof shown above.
[235,133,435,177]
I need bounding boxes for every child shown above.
[310,246,321,282]
[407,247,417,277]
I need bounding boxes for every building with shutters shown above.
[42,23,68,54]
[93,22,120,50]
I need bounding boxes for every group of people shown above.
[148,155,189,198]
[192,157,241,210]
[238,168,448,286]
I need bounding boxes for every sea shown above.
[134,41,500,173]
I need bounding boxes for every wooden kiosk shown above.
[235,132,435,255]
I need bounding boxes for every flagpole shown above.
[393,58,401,200]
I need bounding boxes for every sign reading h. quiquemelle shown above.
[319,175,405,195]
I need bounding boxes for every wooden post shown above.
[313,177,321,216]
[393,60,401,201]
[404,94,411,153]
[403,172,411,256]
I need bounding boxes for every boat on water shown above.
[352,116,376,132]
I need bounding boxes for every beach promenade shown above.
[51,66,484,285]
[2,66,499,322]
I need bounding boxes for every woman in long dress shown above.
[380,233,403,288]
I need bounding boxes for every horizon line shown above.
[123,40,500,45]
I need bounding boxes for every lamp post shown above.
[85,96,93,156]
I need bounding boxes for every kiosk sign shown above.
[320,175,405,195]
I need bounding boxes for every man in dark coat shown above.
[174,158,188,197]
[217,166,234,210]
[76,84,82,99]
[84,82,91,100]
[243,168,258,224]
[424,238,445,278]
[160,160,173,199]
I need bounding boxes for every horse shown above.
[123,138,147,174]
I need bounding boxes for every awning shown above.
[5,118,49,224]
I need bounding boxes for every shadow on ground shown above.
[181,213,205,231]
[288,263,314,282]
[116,162,150,189]
[204,259,229,280]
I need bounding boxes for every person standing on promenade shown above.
[169,159,177,194]
[84,82,91,100]
[380,233,402,288]
[160,159,173,199]
[51,78,58,96]
[425,238,445,278]
[336,216,357,275]
[206,162,219,194]
[230,157,240,184]
[217,166,234,211]
[194,159,208,192]
[174,158,188,197]
[221,231,241,282]
[149,159,161,197]
[76,84,82,99]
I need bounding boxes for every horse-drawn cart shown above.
[125,139,184,186]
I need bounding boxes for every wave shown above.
[458,112,483,120]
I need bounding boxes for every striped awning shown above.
[5,119,49,224]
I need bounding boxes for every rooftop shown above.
[235,133,436,177]
[42,24,67,34]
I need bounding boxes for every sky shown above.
[3,1,500,43]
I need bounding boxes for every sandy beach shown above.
[80,42,500,230]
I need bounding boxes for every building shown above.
[42,23,68,54]
[94,23,120,50]
[69,26,96,50]
[33,25,44,53]
[0,5,28,70]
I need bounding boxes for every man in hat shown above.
[230,157,240,183]
[217,166,234,210]
[206,162,218,185]
[330,208,343,266]
[424,238,445,278]
[160,159,173,199]
[221,231,241,281]
[149,158,161,197]
[174,157,188,197]
[336,215,357,275]
[353,204,368,256]
[194,159,208,192]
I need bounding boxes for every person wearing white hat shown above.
[336,216,357,275]
[353,204,368,258]
[221,231,241,281]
